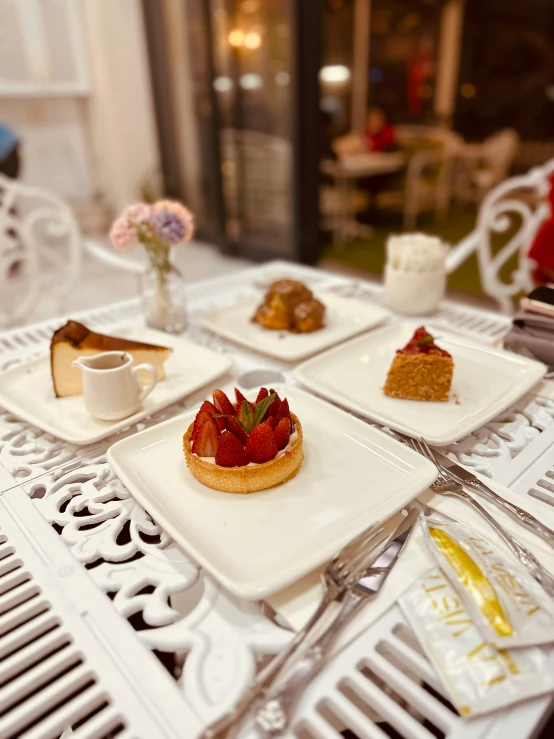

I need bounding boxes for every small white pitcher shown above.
[73,351,158,421]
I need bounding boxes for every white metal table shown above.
[1,260,553,739]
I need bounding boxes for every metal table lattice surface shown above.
[0,261,552,739]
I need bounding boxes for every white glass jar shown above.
[140,263,187,333]
[384,264,446,315]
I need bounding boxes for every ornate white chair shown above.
[0,174,142,328]
[445,158,554,313]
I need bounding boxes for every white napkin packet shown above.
[399,567,554,718]
[419,509,554,649]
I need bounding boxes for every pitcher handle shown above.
[132,363,158,403]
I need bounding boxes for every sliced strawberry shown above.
[215,431,249,467]
[191,418,220,456]
[235,388,248,407]
[200,400,218,415]
[246,423,278,464]
[213,389,235,417]
[267,393,282,418]
[255,387,269,404]
[266,416,277,430]
[226,416,248,445]
[199,399,226,431]
[276,397,290,421]
[191,410,213,440]
[274,417,291,451]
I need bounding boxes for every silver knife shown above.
[255,508,419,737]
[433,450,554,548]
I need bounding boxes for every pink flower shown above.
[153,199,194,244]
[124,202,153,225]
[109,215,137,252]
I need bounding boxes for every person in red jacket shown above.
[358,107,399,223]
[364,107,397,153]
[528,172,554,283]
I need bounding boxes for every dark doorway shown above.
[455,0,554,140]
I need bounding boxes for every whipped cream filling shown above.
[196,429,298,466]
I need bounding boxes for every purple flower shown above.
[153,200,194,244]
[151,209,186,245]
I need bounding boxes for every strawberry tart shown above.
[183,388,304,494]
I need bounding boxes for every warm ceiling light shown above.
[240,0,259,13]
[319,65,351,84]
[244,31,262,49]
[228,29,244,47]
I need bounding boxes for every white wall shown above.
[0,0,160,215]
[81,0,161,212]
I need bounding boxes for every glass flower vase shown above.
[140,263,187,334]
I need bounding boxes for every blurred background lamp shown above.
[275,71,290,86]
[319,65,351,84]
[239,73,263,90]
[213,76,233,93]
[460,82,477,99]
[244,31,262,49]
[228,29,244,47]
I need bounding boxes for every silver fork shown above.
[200,519,390,739]
[412,437,554,597]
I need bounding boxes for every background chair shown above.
[376,124,462,229]
[454,128,520,205]
[446,158,554,313]
[0,174,141,329]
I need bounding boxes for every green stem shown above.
[133,221,172,283]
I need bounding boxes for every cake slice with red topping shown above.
[182,388,303,494]
[384,326,453,402]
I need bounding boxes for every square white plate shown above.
[294,324,546,446]
[107,385,436,600]
[199,293,389,362]
[0,327,233,446]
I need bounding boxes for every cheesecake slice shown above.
[51,320,172,397]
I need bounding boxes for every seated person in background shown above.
[364,106,397,153]
[328,107,400,224]
[0,124,20,178]
[331,106,397,158]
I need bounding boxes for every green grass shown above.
[320,207,522,298]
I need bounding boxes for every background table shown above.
[320,153,406,245]
[1,261,553,739]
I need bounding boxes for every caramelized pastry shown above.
[292,299,325,333]
[252,304,291,331]
[252,279,325,334]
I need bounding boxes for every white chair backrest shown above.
[0,174,82,328]
[395,124,462,158]
[482,128,520,180]
[445,158,554,313]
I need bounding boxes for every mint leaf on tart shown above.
[253,393,275,426]
[215,393,277,435]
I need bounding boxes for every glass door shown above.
[146,0,322,264]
